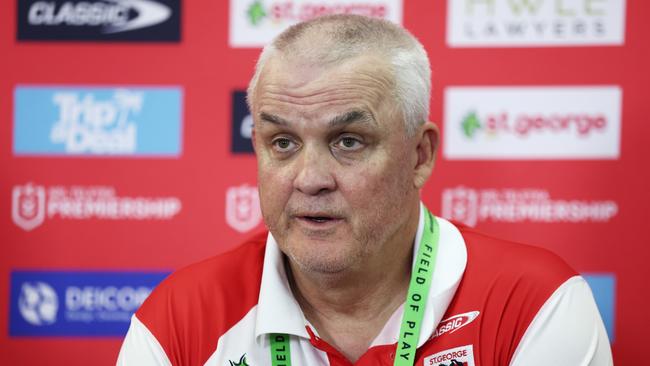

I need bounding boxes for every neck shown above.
[287,246,412,320]
[286,203,420,362]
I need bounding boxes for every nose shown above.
[293,145,337,196]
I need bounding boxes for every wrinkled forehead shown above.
[254,53,396,108]
[258,56,328,92]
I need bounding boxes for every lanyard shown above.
[270,208,440,366]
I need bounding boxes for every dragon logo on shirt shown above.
[439,360,467,366]
[229,354,249,366]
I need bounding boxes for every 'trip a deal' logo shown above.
[14,86,183,157]
[50,89,142,154]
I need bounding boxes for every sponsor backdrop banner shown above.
[1,0,648,364]
[229,0,403,47]
[9,271,169,336]
[443,86,622,160]
[14,86,183,157]
[446,0,626,47]
[17,0,182,41]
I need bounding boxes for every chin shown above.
[287,245,359,275]
[293,256,351,275]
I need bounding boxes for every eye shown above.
[334,135,364,151]
[271,137,298,153]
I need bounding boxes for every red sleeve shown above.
[456,227,578,365]
[135,232,267,366]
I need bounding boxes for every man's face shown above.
[252,54,421,274]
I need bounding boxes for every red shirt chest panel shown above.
[321,229,576,366]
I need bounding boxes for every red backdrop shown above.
[2,0,648,364]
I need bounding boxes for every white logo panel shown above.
[230,0,403,47]
[443,86,622,160]
[424,345,475,366]
[447,0,626,47]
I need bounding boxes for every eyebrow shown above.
[257,109,375,127]
[328,110,375,128]
[259,112,290,126]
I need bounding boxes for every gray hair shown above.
[246,14,431,136]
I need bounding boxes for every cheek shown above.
[339,158,404,207]
[257,165,293,219]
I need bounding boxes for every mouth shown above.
[294,213,343,227]
[304,216,333,222]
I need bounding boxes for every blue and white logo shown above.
[14,86,183,157]
[18,282,59,326]
[10,270,169,337]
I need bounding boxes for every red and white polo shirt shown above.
[117,205,612,366]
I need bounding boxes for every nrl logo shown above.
[441,187,479,227]
[12,183,46,231]
[229,354,249,366]
[226,184,262,233]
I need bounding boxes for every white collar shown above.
[255,203,468,348]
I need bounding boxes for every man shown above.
[117,15,612,366]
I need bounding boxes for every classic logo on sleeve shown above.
[424,345,475,366]
[432,311,480,339]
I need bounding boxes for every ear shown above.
[413,122,439,189]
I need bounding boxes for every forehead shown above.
[254,54,396,119]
